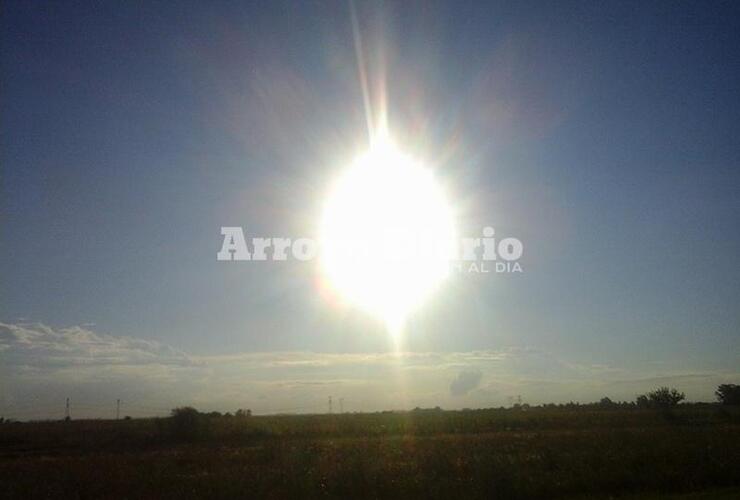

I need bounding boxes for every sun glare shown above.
[320,134,456,341]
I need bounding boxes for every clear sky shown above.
[1,1,739,418]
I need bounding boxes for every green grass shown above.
[1,406,739,498]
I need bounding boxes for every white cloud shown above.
[450,370,483,396]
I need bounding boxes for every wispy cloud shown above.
[0,322,192,368]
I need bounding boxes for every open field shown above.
[1,406,739,498]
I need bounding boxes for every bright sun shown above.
[320,134,456,338]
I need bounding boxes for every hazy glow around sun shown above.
[320,134,456,337]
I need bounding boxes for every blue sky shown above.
[2,1,739,416]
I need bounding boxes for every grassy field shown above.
[1,406,739,499]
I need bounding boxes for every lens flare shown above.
[320,133,456,341]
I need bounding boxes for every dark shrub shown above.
[715,384,740,405]
[169,407,208,441]
[636,387,685,408]
[235,409,252,418]
[599,397,615,408]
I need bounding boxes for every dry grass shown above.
[1,406,739,498]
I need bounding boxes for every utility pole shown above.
[339,398,344,414]
[116,399,120,420]
[328,396,333,414]
[65,397,70,420]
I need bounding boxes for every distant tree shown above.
[651,387,685,407]
[235,408,251,418]
[171,406,200,418]
[169,407,205,440]
[637,387,685,408]
[599,397,615,407]
[715,384,740,405]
